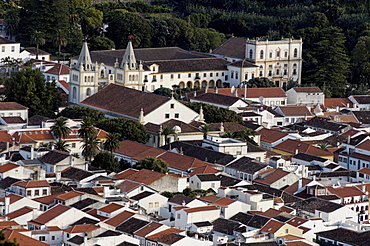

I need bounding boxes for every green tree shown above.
[79,7,103,35]
[30,30,46,59]
[106,11,152,49]
[160,126,175,145]
[200,124,211,139]
[96,118,148,144]
[352,36,370,85]
[135,156,169,173]
[89,37,115,51]
[0,229,19,245]
[103,132,121,153]
[91,152,120,172]
[153,87,173,98]
[188,13,211,28]
[78,117,97,139]
[81,132,101,161]
[53,30,68,63]
[4,68,61,117]
[317,142,331,150]
[53,139,70,152]
[58,106,105,123]
[4,9,20,40]
[247,77,276,88]
[51,117,71,140]
[182,102,243,124]
[310,27,350,98]
[234,129,257,145]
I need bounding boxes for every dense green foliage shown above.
[58,106,106,123]
[182,102,243,124]
[246,77,276,88]
[96,118,149,144]
[135,156,169,173]
[4,68,61,117]
[91,152,120,172]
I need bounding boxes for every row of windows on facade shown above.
[24,188,48,196]
[0,113,21,117]
[72,87,92,98]
[1,46,15,52]
[231,68,297,80]
[249,48,299,59]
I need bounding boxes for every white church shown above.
[69,37,303,105]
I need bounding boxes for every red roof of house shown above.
[104,210,136,227]
[58,80,69,91]
[116,169,165,186]
[258,128,289,144]
[273,139,332,157]
[356,140,370,151]
[64,224,99,233]
[13,180,50,188]
[284,178,312,194]
[286,217,308,227]
[327,186,365,198]
[33,193,63,205]
[260,219,285,233]
[183,205,218,213]
[0,194,23,205]
[30,204,70,225]
[1,206,33,220]
[277,106,312,116]
[46,63,69,75]
[324,98,353,108]
[0,102,28,110]
[55,191,84,201]
[254,169,291,186]
[358,168,370,175]
[134,222,163,237]
[98,203,124,214]
[0,163,19,173]
[3,228,49,246]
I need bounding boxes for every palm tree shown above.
[78,117,97,139]
[200,124,211,139]
[103,132,121,153]
[51,117,71,140]
[81,132,101,161]
[53,30,68,63]
[222,132,235,138]
[30,31,46,59]
[53,139,70,152]
[317,142,331,150]
[160,126,175,145]
[4,9,20,40]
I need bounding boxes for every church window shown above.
[293,69,297,75]
[276,51,280,57]
[259,71,263,76]
[260,50,264,59]
[84,76,87,82]
[135,75,138,81]
[170,104,174,109]
[276,69,279,75]
[269,52,272,58]
[216,73,218,76]
[231,71,234,79]
[91,76,94,81]
[251,73,254,79]
[222,72,224,76]
[117,73,123,80]
[204,73,206,77]
[249,49,253,59]
[294,48,298,57]
[245,73,248,80]
[101,70,104,78]
[235,72,238,79]
[210,73,213,77]
[268,71,272,76]
[285,51,288,57]
[284,70,287,75]
[72,87,76,99]
[86,88,91,96]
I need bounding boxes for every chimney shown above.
[4,197,10,215]
[30,146,34,160]
[347,135,351,144]
[69,156,73,166]
[295,149,298,155]
[193,91,197,97]
[32,208,38,220]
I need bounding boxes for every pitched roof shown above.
[254,169,291,186]
[152,57,229,73]
[33,193,63,205]
[189,92,244,106]
[134,222,163,237]
[198,195,236,207]
[145,119,200,133]
[292,87,322,93]
[61,167,94,181]
[356,140,370,151]
[327,186,365,199]
[168,195,196,205]
[39,150,70,164]
[3,228,49,246]
[114,140,165,160]
[30,204,70,225]
[304,117,349,132]
[292,153,327,163]
[324,98,353,108]
[258,128,288,143]
[117,169,165,186]
[45,63,69,75]
[183,205,218,213]
[0,177,20,189]
[146,228,184,244]
[2,206,33,220]
[260,219,285,233]
[315,228,370,246]
[0,163,20,173]
[158,151,209,171]
[0,102,27,110]
[284,179,312,194]
[0,37,18,44]
[64,224,99,233]
[212,218,241,235]
[290,197,343,213]
[13,180,50,188]
[351,95,370,104]
[81,84,170,118]
[116,217,149,234]
[55,191,84,201]
[104,210,136,227]
[2,116,26,124]
[277,106,312,116]
[273,139,332,156]
[226,157,268,174]
[130,191,155,201]
[98,203,124,214]
[212,37,246,59]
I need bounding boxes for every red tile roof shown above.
[1,206,33,219]
[13,180,50,188]
[258,128,289,143]
[86,209,107,221]
[325,98,353,108]
[81,84,170,118]
[273,139,332,157]
[33,193,63,205]
[55,191,84,201]
[277,106,312,116]
[0,102,28,110]
[292,87,322,93]
[0,221,19,229]
[30,204,70,225]
[158,151,209,171]
[134,222,163,237]
[183,205,218,213]
[114,140,165,160]
[104,210,135,227]
[45,63,69,75]
[358,168,370,175]
[0,163,19,173]
[189,165,220,176]
[58,80,69,91]
[356,140,370,151]
[98,203,124,214]
[286,217,308,227]
[3,228,49,246]
[64,224,99,233]
[254,169,291,186]
[117,169,165,186]
[0,194,23,205]
[146,228,184,244]
[198,195,235,207]
[327,186,365,199]
[284,178,312,194]
[260,219,285,233]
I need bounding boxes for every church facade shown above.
[69,37,303,104]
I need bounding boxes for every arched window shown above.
[249,49,253,59]
[86,88,91,96]
[294,48,298,57]
[91,76,94,81]
[259,65,263,69]
[260,50,263,59]
[231,71,234,79]
[84,76,87,82]
[72,87,76,99]
[100,70,104,78]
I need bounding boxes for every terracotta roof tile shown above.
[0,163,19,173]
[2,206,33,220]
[134,222,163,237]
[0,194,23,205]
[273,139,332,157]
[254,169,291,186]
[286,217,308,227]
[86,209,107,221]
[258,128,288,143]
[39,150,70,165]
[158,151,209,171]
[56,191,84,201]
[81,84,169,118]
[327,186,365,198]
[114,169,139,180]
[13,180,50,188]
[117,169,165,186]
[45,63,69,75]
[64,224,99,233]
[146,228,184,243]
[183,205,218,213]
[277,106,312,116]
[260,219,285,233]
[2,116,26,124]
[212,37,246,59]
[358,168,370,175]
[98,203,124,214]
[3,228,49,246]
[33,193,63,205]
[0,102,28,110]
[356,140,370,151]
[30,204,70,225]
[0,221,19,229]
[104,210,136,227]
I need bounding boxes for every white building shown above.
[286,87,325,106]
